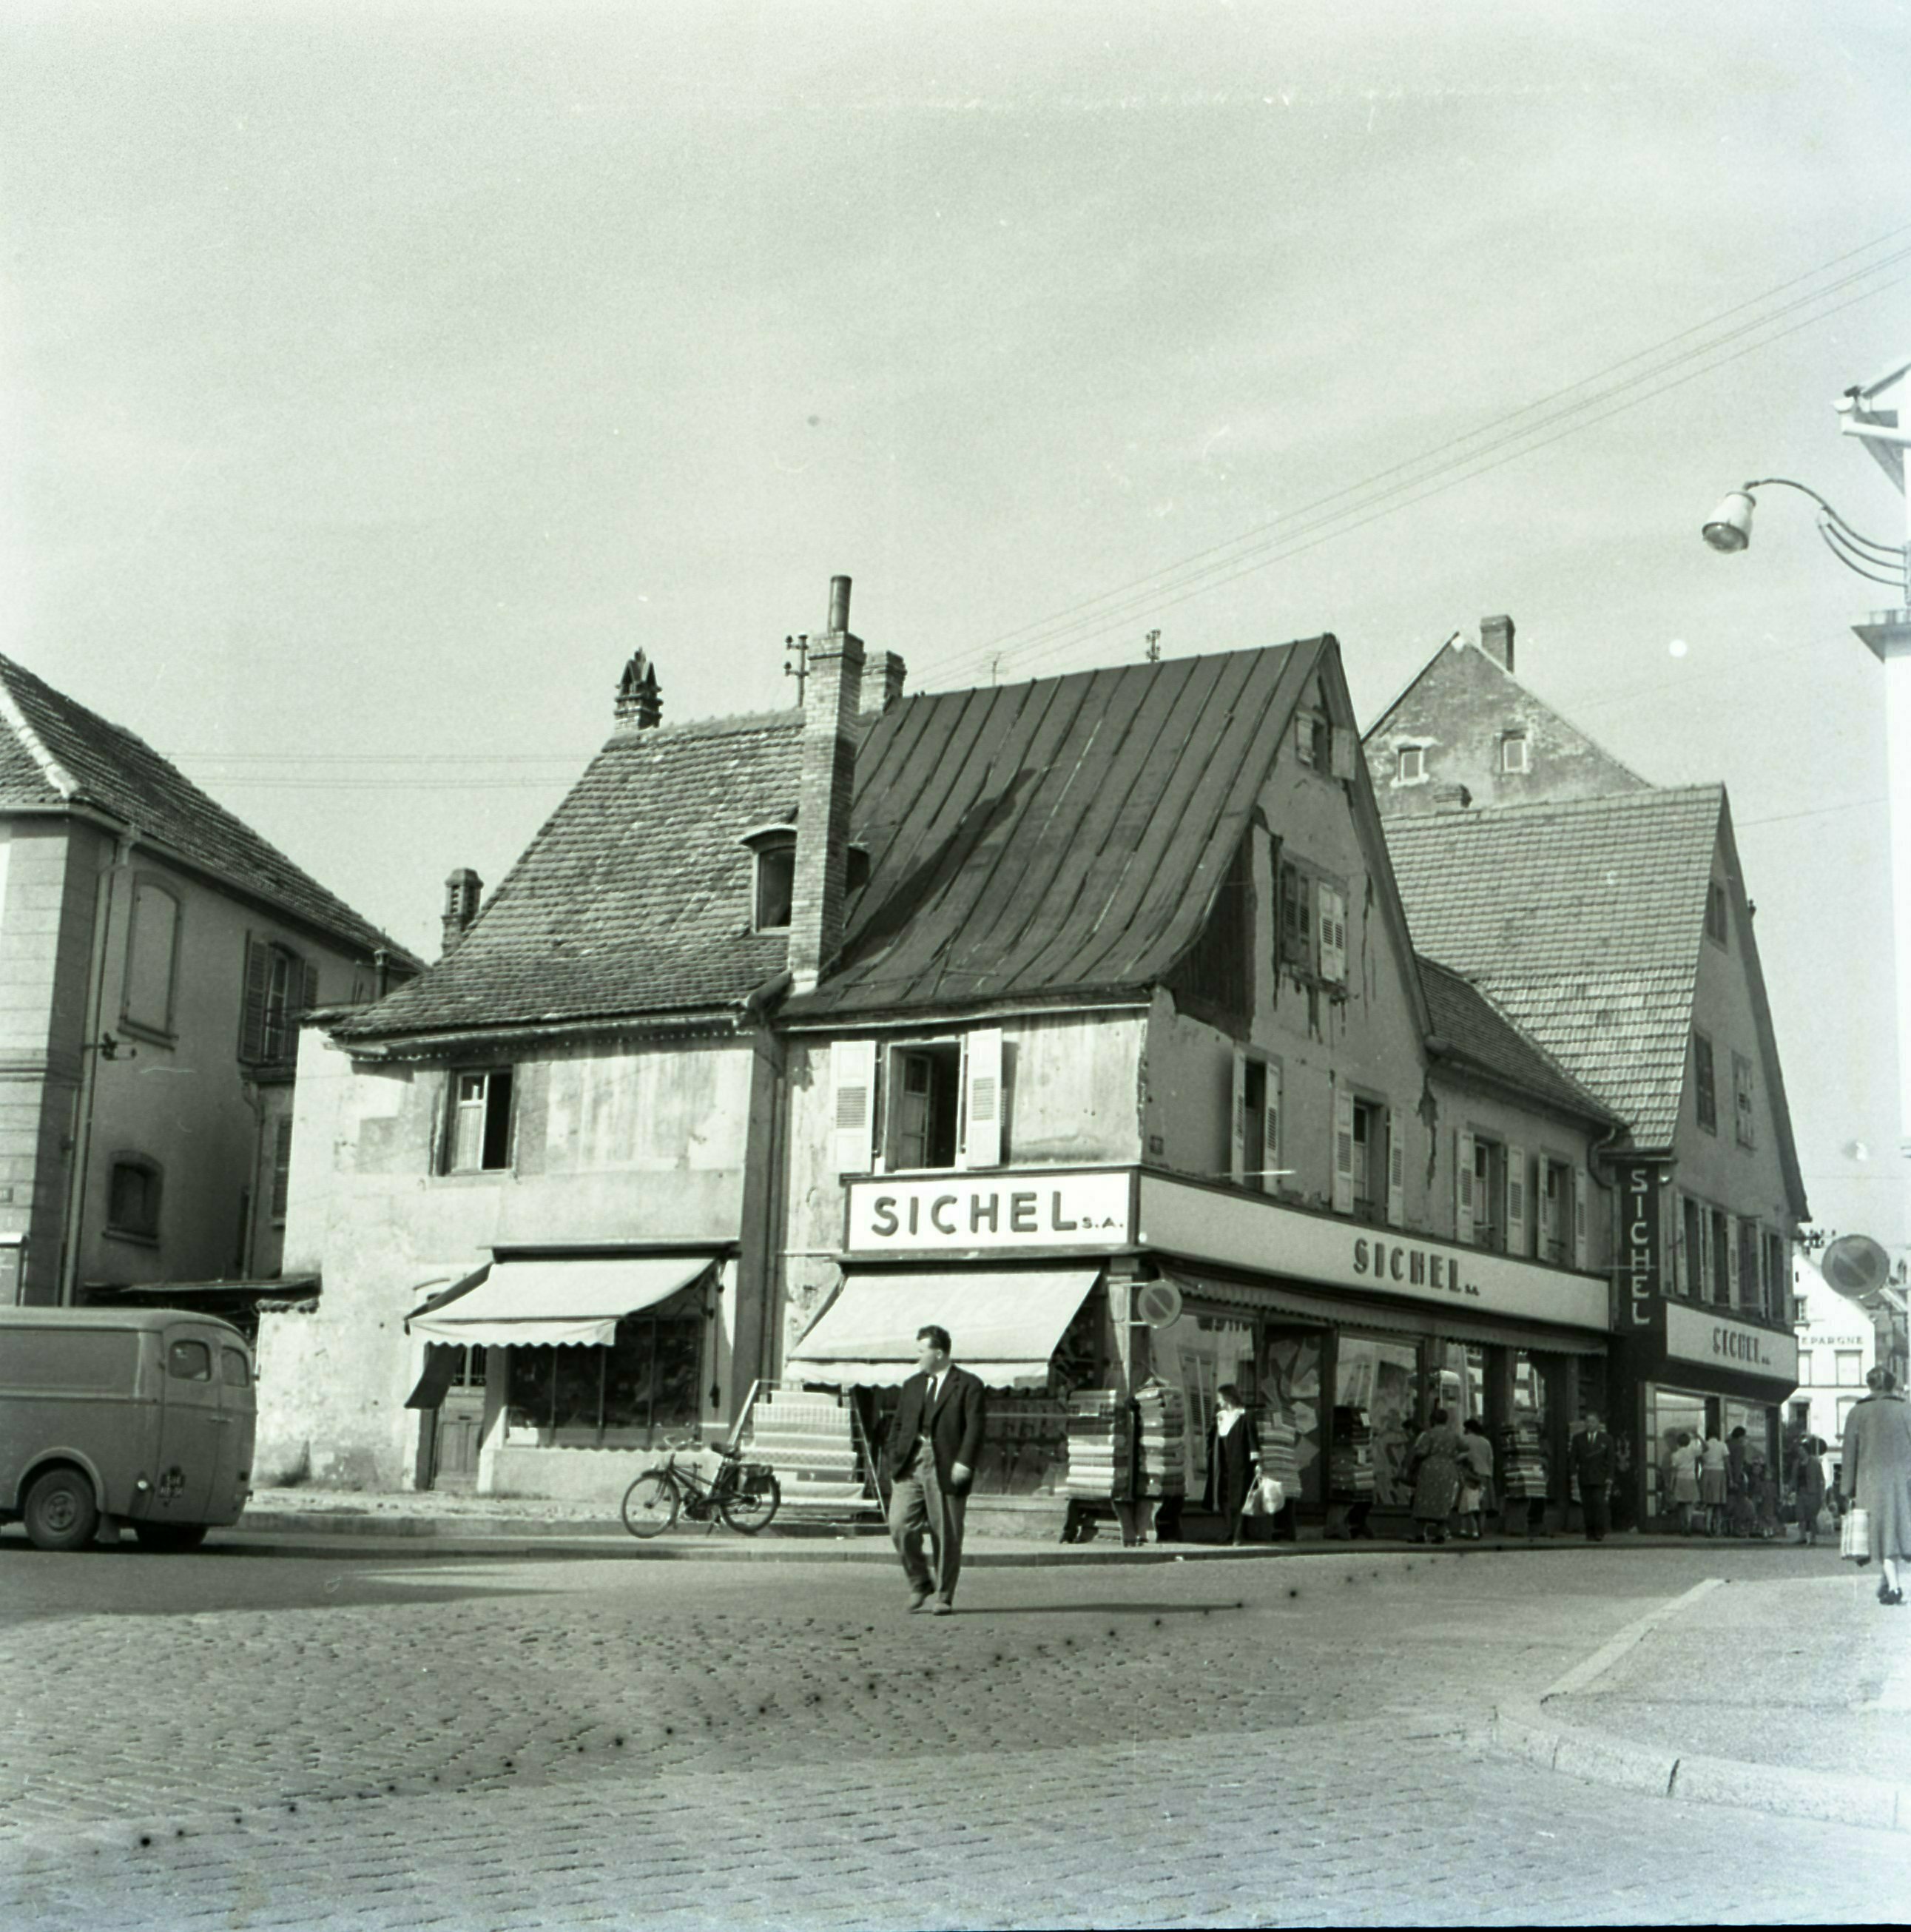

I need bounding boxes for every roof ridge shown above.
[0,658,79,798]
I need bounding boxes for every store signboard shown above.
[844,1170,1133,1254]
[1136,1174,1608,1331]
[1617,1162,1662,1334]
[1664,1302,1799,1382]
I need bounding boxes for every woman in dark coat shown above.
[1841,1369,1911,1604]
[1204,1384,1261,1546]
[1407,1406,1466,1545]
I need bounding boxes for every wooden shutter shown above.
[1726,1214,1742,1305]
[1698,1206,1713,1301]
[1455,1130,1475,1243]
[1318,886,1347,985]
[299,958,320,1021]
[1332,1086,1355,1214]
[1230,1049,1248,1185]
[1386,1106,1406,1226]
[239,935,269,1062]
[1264,1061,1283,1196]
[960,1028,1002,1170]
[1329,726,1356,780]
[832,1040,877,1175]
[271,1117,294,1221]
[1506,1143,1527,1254]
[1574,1169,1590,1269]
[1674,1194,1690,1294]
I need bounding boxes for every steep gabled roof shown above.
[1417,955,1617,1127]
[334,711,805,1040]
[1386,787,1802,1195]
[782,642,1324,1019]
[0,653,414,963]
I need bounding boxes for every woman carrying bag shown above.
[1841,1368,1911,1606]
[1406,1406,1466,1546]
[1204,1384,1261,1546]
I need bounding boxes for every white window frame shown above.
[442,1067,515,1175]
[1500,733,1529,775]
[1395,744,1427,785]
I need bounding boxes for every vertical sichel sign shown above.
[1620,1162,1662,1331]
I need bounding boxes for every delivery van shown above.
[0,1307,255,1551]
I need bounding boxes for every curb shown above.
[1489,1700,1911,1834]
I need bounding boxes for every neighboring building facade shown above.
[262,586,1622,1537]
[1363,616,1649,818]
[1787,1251,1879,1457]
[0,655,414,1312]
[1387,786,1810,1527]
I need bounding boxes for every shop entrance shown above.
[419,1345,488,1492]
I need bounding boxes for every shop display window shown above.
[1337,1334,1420,1505]
[1259,1330,1324,1507]
[1436,1341,1492,1430]
[1151,1309,1256,1498]
[1647,1385,1708,1524]
[502,1295,704,1448]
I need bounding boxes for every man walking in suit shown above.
[1571,1411,1614,1543]
[883,1325,986,1615]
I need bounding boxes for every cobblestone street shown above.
[6,1544,1910,1927]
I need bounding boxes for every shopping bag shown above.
[1239,1478,1267,1518]
[1841,1505,1870,1563]
[1256,1473,1285,1517]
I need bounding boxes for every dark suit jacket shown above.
[883,1366,987,1493]
[1571,1430,1614,1488]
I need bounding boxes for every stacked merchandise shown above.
[743,1384,876,1519]
[1133,1381,1186,1500]
[1497,1416,1549,1501]
[1328,1406,1375,1502]
[1062,1390,1133,1500]
[1258,1413,1302,1500]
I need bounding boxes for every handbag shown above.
[1239,1474,1267,1518]
[1256,1473,1285,1517]
[1841,1505,1870,1564]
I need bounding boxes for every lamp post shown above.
[1703,354,1911,1168]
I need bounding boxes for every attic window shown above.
[1395,745,1427,784]
[1500,733,1529,775]
[1295,711,1330,770]
[739,826,798,932]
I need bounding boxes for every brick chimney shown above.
[1480,614,1515,673]
[613,649,662,732]
[441,869,482,956]
[860,649,907,716]
[788,575,864,994]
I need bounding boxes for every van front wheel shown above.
[23,1468,100,1552]
[132,1523,209,1552]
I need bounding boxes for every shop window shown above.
[1335,1334,1421,1507]
[107,1156,163,1242]
[1732,1053,1756,1148]
[443,1068,514,1174]
[1836,1350,1864,1387]
[1705,878,1729,946]
[1500,733,1529,775]
[1692,1030,1717,1134]
[121,879,181,1039]
[504,1305,702,1448]
[1395,744,1427,785]
[240,936,318,1068]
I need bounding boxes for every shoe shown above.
[928,1601,954,1616]
[907,1590,932,1612]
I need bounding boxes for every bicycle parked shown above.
[620,1433,781,1538]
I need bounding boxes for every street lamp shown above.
[1702,354,1911,1175]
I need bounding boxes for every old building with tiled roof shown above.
[0,653,418,1310]
[1387,784,1807,1512]
[261,579,1631,1541]
[1362,616,1648,817]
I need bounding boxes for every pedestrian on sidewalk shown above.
[1791,1436,1827,1546]
[1840,1367,1911,1606]
[1569,1412,1614,1543]
[1456,1416,1494,1539]
[1406,1407,1465,1545]
[1699,1432,1728,1536]
[883,1325,985,1617]
[1204,1384,1261,1546]
[1668,1431,1701,1533]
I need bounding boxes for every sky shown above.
[2,1,1909,1249]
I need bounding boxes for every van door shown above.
[215,1342,257,1520]
[147,1330,222,1523]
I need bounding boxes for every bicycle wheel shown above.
[719,1466,781,1535]
[621,1470,680,1539]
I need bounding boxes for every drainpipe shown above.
[60,823,136,1306]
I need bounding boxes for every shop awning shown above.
[404,1255,714,1349]
[786,1268,1101,1389]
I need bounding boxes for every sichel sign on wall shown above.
[1619,1162,1662,1333]
[846,1171,1133,1253]
[1663,1301,1800,1384]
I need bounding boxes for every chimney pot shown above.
[614,650,663,731]
[441,869,483,956]
[828,575,852,634]
[1480,614,1515,674]
[789,576,866,994]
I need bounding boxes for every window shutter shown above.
[239,935,269,1062]
[1726,1214,1742,1305]
[1332,1086,1355,1214]
[1386,1106,1405,1226]
[299,958,320,1022]
[1329,726,1356,781]
[960,1028,1002,1170]
[1455,1130,1475,1243]
[271,1117,294,1221]
[832,1040,877,1175]
[1698,1207,1713,1302]
[1574,1169,1590,1269]
[1674,1195,1690,1294]
[1264,1061,1283,1196]
[1230,1049,1248,1185]
[1506,1143,1527,1254]
[1318,886,1347,985]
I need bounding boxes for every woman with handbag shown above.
[1840,1368,1911,1605]
[1406,1406,1466,1545]
[1204,1384,1261,1546]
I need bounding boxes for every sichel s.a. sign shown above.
[1618,1162,1662,1332]
[1663,1301,1799,1384]
[846,1171,1133,1253]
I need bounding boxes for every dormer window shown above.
[740,825,797,932]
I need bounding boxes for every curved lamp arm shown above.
[1703,477,1906,593]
